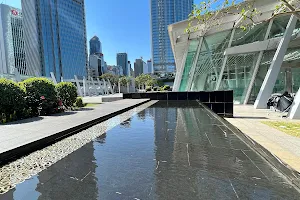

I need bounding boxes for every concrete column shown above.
[14,68,21,82]
[50,72,57,84]
[243,19,274,105]
[254,15,297,109]
[74,75,83,97]
[215,29,236,90]
[173,41,191,91]
[83,77,87,97]
[91,78,98,95]
[288,87,300,119]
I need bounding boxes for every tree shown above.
[135,74,153,87]
[145,79,158,87]
[100,73,119,85]
[119,76,131,86]
[187,0,300,34]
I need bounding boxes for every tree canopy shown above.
[135,74,157,87]
[100,73,119,85]
[187,0,300,34]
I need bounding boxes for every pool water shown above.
[0,101,299,200]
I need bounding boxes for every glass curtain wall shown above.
[179,14,300,104]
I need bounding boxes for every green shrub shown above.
[75,97,85,108]
[0,78,26,122]
[56,82,77,108]
[145,86,151,92]
[163,85,170,91]
[20,77,57,115]
[153,87,158,91]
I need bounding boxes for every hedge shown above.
[20,77,57,115]
[0,78,26,122]
[56,82,77,108]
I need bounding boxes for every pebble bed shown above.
[0,101,157,194]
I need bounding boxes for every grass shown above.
[262,121,300,138]
[84,103,101,107]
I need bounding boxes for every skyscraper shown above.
[0,4,27,75]
[147,59,153,74]
[134,58,145,77]
[117,53,128,76]
[22,0,88,80]
[150,0,193,73]
[90,36,102,55]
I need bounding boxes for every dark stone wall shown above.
[123,91,234,117]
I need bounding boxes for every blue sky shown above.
[6,0,200,65]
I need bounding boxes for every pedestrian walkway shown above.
[0,99,149,163]
[226,105,300,173]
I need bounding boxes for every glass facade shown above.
[37,0,87,80]
[89,36,101,55]
[117,53,128,76]
[151,0,193,73]
[177,15,300,104]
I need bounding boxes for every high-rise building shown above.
[22,0,88,80]
[127,61,132,76]
[134,58,145,77]
[0,4,27,75]
[150,0,193,73]
[117,53,128,76]
[147,60,153,74]
[90,36,102,55]
[88,54,103,79]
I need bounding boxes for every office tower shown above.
[150,0,193,73]
[0,4,27,75]
[22,0,88,80]
[88,54,103,79]
[90,36,102,55]
[127,61,132,77]
[147,59,153,74]
[117,53,128,76]
[134,58,145,77]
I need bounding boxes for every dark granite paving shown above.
[1,101,299,200]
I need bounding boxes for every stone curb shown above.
[0,99,150,166]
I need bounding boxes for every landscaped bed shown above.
[0,77,84,124]
[262,121,300,138]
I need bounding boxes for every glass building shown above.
[169,0,300,106]
[90,36,102,55]
[117,53,128,76]
[0,4,27,75]
[151,0,193,73]
[22,0,88,80]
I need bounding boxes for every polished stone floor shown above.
[0,101,299,200]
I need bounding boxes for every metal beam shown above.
[215,29,236,90]
[186,37,203,91]
[173,40,191,91]
[254,15,298,109]
[243,19,274,105]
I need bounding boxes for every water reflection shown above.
[1,101,299,199]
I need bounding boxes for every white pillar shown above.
[118,81,121,93]
[173,41,191,91]
[243,19,274,105]
[254,15,297,109]
[288,88,300,119]
[215,29,236,90]
[91,77,97,95]
[74,75,83,97]
[97,78,104,95]
[50,72,57,84]
[14,68,21,82]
